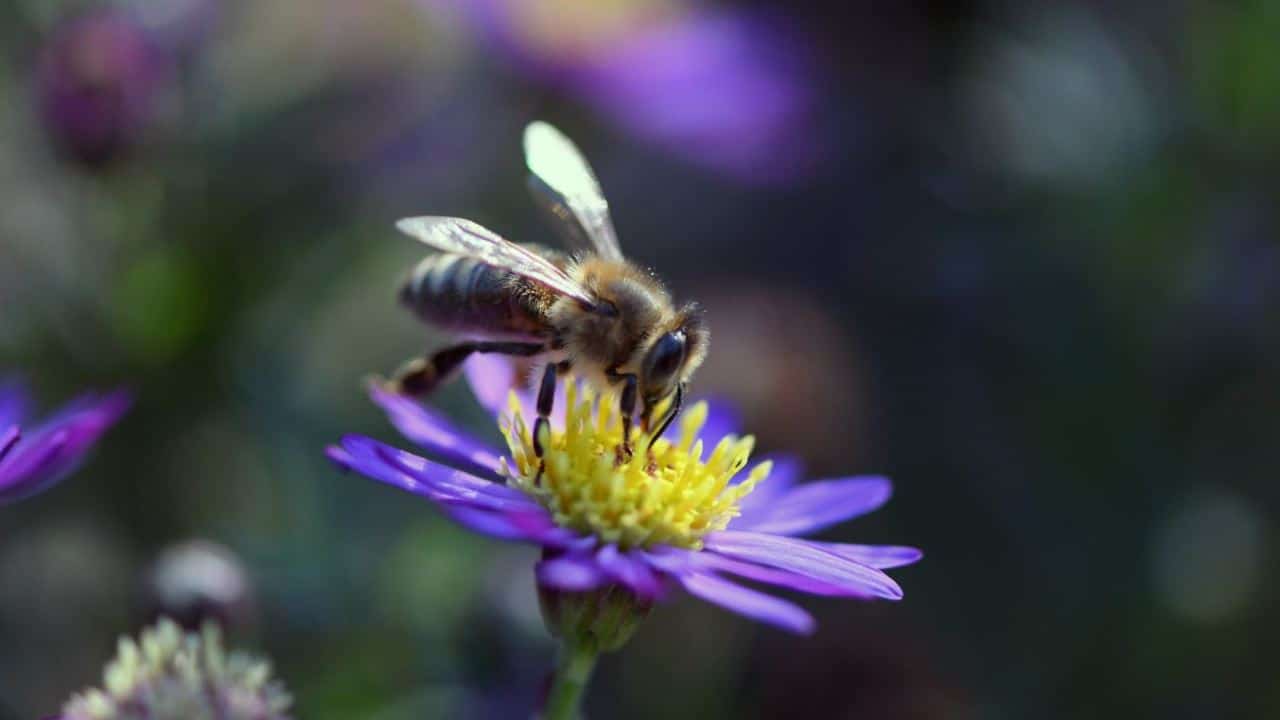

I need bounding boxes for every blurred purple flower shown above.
[453,1,821,182]
[0,379,129,505]
[132,0,224,57]
[36,8,171,168]
[328,357,918,635]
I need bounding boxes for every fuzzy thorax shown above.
[500,381,771,550]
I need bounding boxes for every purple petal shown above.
[645,547,849,597]
[732,475,892,536]
[536,553,609,592]
[331,438,447,500]
[336,435,540,513]
[503,512,590,549]
[704,531,903,600]
[812,543,923,570]
[638,547,695,575]
[462,354,567,424]
[691,552,855,597]
[449,504,590,549]
[732,454,802,525]
[595,544,664,599]
[462,353,526,417]
[678,571,815,635]
[445,505,556,545]
[332,436,588,548]
[325,444,354,469]
[0,426,18,463]
[368,384,503,477]
[0,430,69,503]
[0,389,129,504]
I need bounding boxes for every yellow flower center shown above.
[499,381,771,550]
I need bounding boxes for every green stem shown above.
[541,637,599,720]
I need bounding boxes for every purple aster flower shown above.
[329,356,919,635]
[448,1,821,183]
[35,8,172,168]
[331,356,918,717]
[0,379,130,505]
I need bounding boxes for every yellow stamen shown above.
[499,381,770,550]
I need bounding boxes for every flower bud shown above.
[538,569,651,653]
[36,9,170,169]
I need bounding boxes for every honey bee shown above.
[386,122,708,458]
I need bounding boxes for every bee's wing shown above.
[523,121,625,261]
[396,216,599,308]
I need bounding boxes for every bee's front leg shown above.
[606,368,638,462]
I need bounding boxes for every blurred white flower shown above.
[963,8,1162,186]
[1152,485,1267,623]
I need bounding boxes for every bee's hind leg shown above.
[385,341,544,397]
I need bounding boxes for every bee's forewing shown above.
[396,216,597,307]
[523,121,625,261]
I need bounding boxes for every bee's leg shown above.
[387,341,544,397]
[532,362,557,460]
[531,362,572,485]
[606,368,638,461]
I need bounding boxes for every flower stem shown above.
[541,637,599,720]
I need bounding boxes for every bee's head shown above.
[639,302,708,433]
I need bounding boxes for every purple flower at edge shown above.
[0,378,130,505]
[448,1,823,183]
[329,356,919,635]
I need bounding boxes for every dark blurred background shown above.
[2,0,1277,717]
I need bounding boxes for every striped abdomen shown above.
[400,253,551,338]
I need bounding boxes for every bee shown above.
[386,122,708,458]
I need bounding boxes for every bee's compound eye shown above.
[644,331,687,385]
